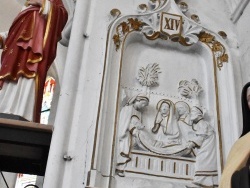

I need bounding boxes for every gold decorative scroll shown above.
[199,32,228,70]
[112,13,203,51]
[113,18,145,51]
[112,17,190,51]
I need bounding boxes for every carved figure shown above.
[152,99,180,147]
[175,101,194,144]
[116,93,149,177]
[137,99,191,156]
[0,0,68,122]
[187,106,218,187]
[219,82,250,188]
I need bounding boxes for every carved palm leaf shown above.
[137,63,161,87]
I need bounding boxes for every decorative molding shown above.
[113,12,203,50]
[113,18,145,50]
[230,0,250,23]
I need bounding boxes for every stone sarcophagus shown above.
[87,0,238,187]
[126,150,196,182]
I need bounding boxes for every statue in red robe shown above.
[0,0,68,122]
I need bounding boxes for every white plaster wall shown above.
[228,1,250,136]
[236,2,250,90]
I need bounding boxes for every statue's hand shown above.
[27,0,43,7]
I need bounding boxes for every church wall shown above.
[43,0,244,187]
[236,2,250,89]
[0,0,245,187]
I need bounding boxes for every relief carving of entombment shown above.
[116,74,218,187]
[109,1,223,184]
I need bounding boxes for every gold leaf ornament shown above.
[120,22,129,34]
[212,41,222,52]
[113,34,120,50]
[199,32,214,43]
[138,4,148,11]
[112,18,146,50]
[218,31,227,39]
[128,18,143,31]
[110,8,121,17]
[199,32,228,70]
[220,54,228,62]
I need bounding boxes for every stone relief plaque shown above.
[87,0,236,188]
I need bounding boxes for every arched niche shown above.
[88,0,238,187]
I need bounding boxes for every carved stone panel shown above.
[88,0,237,188]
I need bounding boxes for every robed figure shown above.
[187,106,218,187]
[116,94,149,177]
[152,99,180,147]
[175,101,193,143]
[0,0,68,122]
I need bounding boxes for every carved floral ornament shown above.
[137,63,161,87]
[198,32,229,70]
[112,14,202,50]
[112,18,144,50]
[111,2,229,70]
